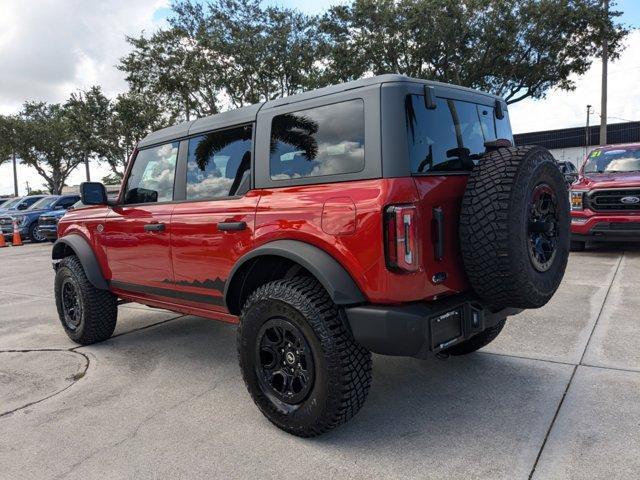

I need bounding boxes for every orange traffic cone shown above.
[11,219,23,246]
[0,230,7,248]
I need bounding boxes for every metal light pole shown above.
[12,149,18,197]
[586,104,592,147]
[599,0,609,145]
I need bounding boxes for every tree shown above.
[119,0,327,119]
[320,0,628,103]
[64,86,111,181]
[0,115,21,196]
[95,92,170,178]
[13,102,82,194]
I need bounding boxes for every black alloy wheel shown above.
[256,318,315,406]
[527,183,559,272]
[61,277,83,330]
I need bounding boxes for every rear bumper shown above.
[345,294,521,359]
[571,210,640,242]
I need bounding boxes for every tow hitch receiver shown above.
[345,296,518,359]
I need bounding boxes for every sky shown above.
[0,0,639,195]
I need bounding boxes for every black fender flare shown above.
[52,235,108,290]
[224,240,365,312]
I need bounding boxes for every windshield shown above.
[0,198,22,209]
[584,148,640,174]
[28,196,58,210]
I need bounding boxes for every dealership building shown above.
[514,121,640,169]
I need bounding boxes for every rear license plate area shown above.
[430,308,463,351]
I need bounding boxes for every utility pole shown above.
[85,157,91,182]
[599,0,608,145]
[12,149,18,197]
[586,104,592,155]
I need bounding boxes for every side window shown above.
[23,197,41,208]
[269,99,365,180]
[496,107,513,141]
[405,96,458,173]
[452,100,487,159]
[477,105,497,141]
[124,142,178,204]
[186,125,252,200]
[57,197,78,209]
[406,95,513,173]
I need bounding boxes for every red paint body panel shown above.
[253,178,466,304]
[170,191,260,312]
[58,177,471,314]
[103,204,175,288]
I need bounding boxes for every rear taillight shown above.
[384,204,419,272]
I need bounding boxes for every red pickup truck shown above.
[570,143,640,251]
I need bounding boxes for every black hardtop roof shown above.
[137,74,502,148]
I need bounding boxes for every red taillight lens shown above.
[384,204,419,272]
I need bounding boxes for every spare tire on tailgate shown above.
[459,145,569,310]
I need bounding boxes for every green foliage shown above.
[64,86,111,172]
[320,0,628,103]
[12,102,81,194]
[0,115,19,166]
[96,92,171,176]
[118,0,627,115]
[119,0,327,119]
[101,173,122,185]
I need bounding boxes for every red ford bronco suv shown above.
[569,143,640,251]
[52,75,569,436]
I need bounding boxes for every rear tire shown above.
[570,240,586,252]
[54,255,118,345]
[444,319,506,356]
[460,146,570,310]
[237,276,372,437]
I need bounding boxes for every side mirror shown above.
[565,172,579,184]
[80,182,108,206]
[17,203,28,210]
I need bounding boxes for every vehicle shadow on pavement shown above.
[94,315,571,471]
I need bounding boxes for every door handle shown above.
[144,223,166,232]
[217,221,247,232]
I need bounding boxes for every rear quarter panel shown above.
[255,178,463,304]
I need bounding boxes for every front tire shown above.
[237,276,372,437]
[55,255,118,345]
[29,222,46,243]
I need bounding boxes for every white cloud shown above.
[0,0,167,195]
[509,30,640,134]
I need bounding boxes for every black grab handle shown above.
[217,221,247,232]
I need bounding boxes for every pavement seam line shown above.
[0,349,90,419]
[527,364,578,480]
[578,251,624,366]
[527,250,624,479]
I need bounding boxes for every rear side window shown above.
[186,125,253,200]
[269,99,365,180]
[405,95,513,173]
[124,142,179,204]
[57,196,79,209]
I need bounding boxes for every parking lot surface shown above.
[1,243,639,479]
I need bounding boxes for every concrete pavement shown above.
[0,242,638,479]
